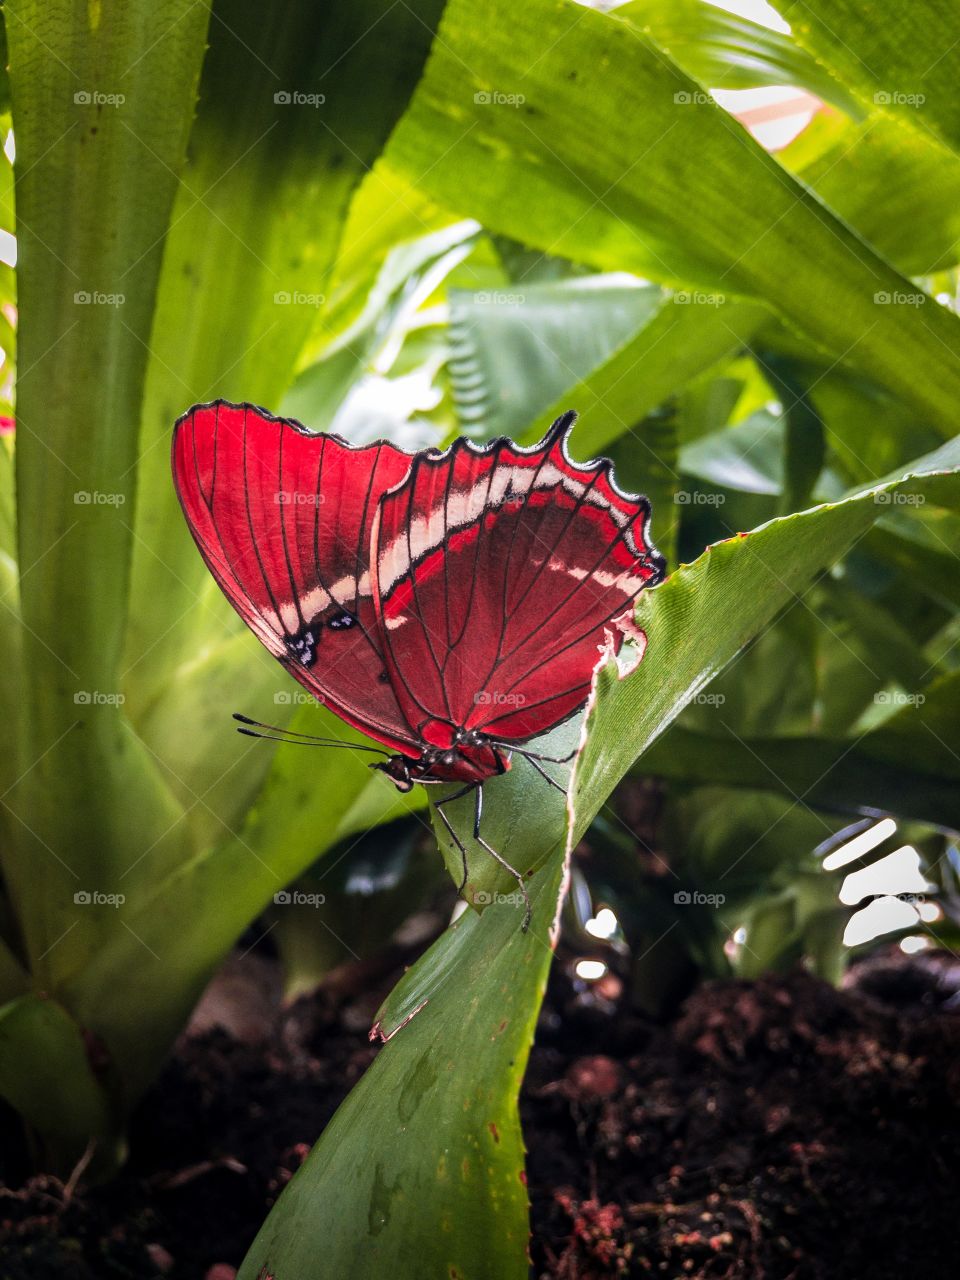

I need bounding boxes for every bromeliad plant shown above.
[0,0,959,1276]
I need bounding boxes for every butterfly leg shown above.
[490,742,578,765]
[472,786,532,932]
[433,784,476,897]
[524,754,568,794]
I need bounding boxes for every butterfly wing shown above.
[172,400,419,754]
[371,412,665,747]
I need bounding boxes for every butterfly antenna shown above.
[232,713,390,756]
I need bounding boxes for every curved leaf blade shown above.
[239,437,960,1280]
[383,0,960,436]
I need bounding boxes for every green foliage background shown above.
[0,0,958,1275]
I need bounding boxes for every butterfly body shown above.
[173,401,665,926]
[374,733,511,792]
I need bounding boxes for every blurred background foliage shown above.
[0,0,959,1270]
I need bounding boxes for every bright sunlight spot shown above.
[712,85,820,150]
[823,818,898,871]
[0,232,16,270]
[575,959,609,981]
[707,4,813,150]
[844,896,922,947]
[839,846,934,907]
[585,907,620,940]
[901,935,933,955]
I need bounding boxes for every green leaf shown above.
[136,636,288,845]
[238,435,960,1279]
[239,831,566,1280]
[776,0,960,156]
[0,934,28,1005]
[7,0,211,982]
[764,357,826,514]
[383,0,960,437]
[643,726,960,828]
[0,432,15,560]
[447,277,664,438]
[679,406,785,496]
[0,994,115,1172]
[788,357,942,485]
[622,0,861,113]
[605,405,681,568]
[569,438,960,852]
[320,156,466,351]
[0,521,23,801]
[271,824,440,1000]
[60,703,426,1097]
[628,1,960,274]
[283,223,477,430]
[857,667,960,778]
[127,0,446,703]
[787,116,960,276]
[521,296,767,455]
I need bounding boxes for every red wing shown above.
[371,411,665,746]
[172,400,419,754]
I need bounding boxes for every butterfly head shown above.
[373,754,416,792]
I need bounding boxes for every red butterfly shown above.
[172,401,665,925]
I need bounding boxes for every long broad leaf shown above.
[570,440,960,842]
[61,703,426,1096]
[622,0,860,113]
[776,0,960,157]
[5,0,210,982]
[238,436,960,1279]
[447,277,664,438]
[642,726,959,828]
[127,0,445,705]
[625,1,960,275]
[522,296,767,453]
[383,0,960,436]
[0,994,115,1172]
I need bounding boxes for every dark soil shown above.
[2,946,959,1280]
